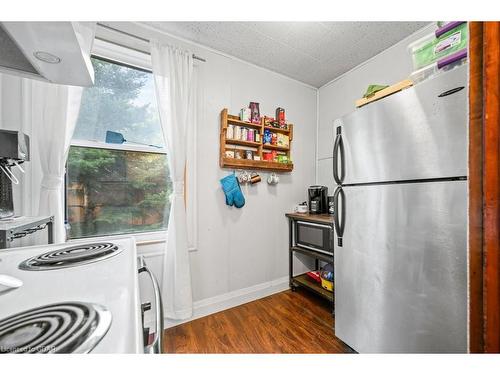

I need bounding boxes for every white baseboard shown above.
[153,276,290,329]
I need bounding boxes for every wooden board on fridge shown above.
[355,79,414,108]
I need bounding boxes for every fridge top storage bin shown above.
[408,22,468,70]
[409,63,439,84]
[409,50,468,85]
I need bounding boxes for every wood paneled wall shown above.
[469,21,500,353]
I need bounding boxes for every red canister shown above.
[276,107,285,126]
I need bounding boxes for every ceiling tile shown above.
[243,22,330,59]
[142,21,431,87]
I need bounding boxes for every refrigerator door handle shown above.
[438,86,465,97]
[333,126,345,185]
[333,186,346,247]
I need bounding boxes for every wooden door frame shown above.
[469,21,500,353]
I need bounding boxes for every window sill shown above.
[67,230,197,251]
[68,230,167,245]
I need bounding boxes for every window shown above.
[66,56,171,239]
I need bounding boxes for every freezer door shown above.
[335,64,467,185]
[334,181,467,353]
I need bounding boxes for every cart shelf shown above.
[292,273,334,303]
[286,213,335,316]
[291,246,333,263]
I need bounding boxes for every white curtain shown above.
[33,81,83,243]
[150,41,194,320]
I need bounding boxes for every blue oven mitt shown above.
[220,173,245,208]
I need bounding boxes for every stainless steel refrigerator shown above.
[332,64,468,353]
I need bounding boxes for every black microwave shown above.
[293,220,334,255]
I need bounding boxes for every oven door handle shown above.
[138,256,164,354]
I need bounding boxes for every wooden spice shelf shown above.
[220,108,294,172]
[221,157,293,172]
[227,117,263,130]
[226,139,261,148]
[264,125,291,134]
[263,144,290,152]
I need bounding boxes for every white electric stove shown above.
[0,237,162,354]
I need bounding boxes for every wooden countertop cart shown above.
[285,212,335,314]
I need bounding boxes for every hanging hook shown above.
[0,164,19,185]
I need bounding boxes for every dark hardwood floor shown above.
[163,288,353,353]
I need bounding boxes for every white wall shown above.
[316,24,434,190]
[99,23,319,325]
[1,22,434,326]
[0,74,27,216]
[1,23,319,324]
[192,50,317,300]
[0,74,44,247]
[113,23,319,320]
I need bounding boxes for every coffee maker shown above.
[308,185,328,214]
[0,130,30,219]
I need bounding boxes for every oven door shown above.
[294,221,333,255]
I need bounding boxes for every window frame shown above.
[70,139,167,155]
[66,39,170,242]
[72,50,166,155]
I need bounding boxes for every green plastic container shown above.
[409,23,468,70]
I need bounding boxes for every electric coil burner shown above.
[0,238,144,353]
[18,242,121,271]
[0,302,112,353]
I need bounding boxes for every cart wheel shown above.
[291,285,297,292]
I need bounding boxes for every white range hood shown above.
[0,22,95,87]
